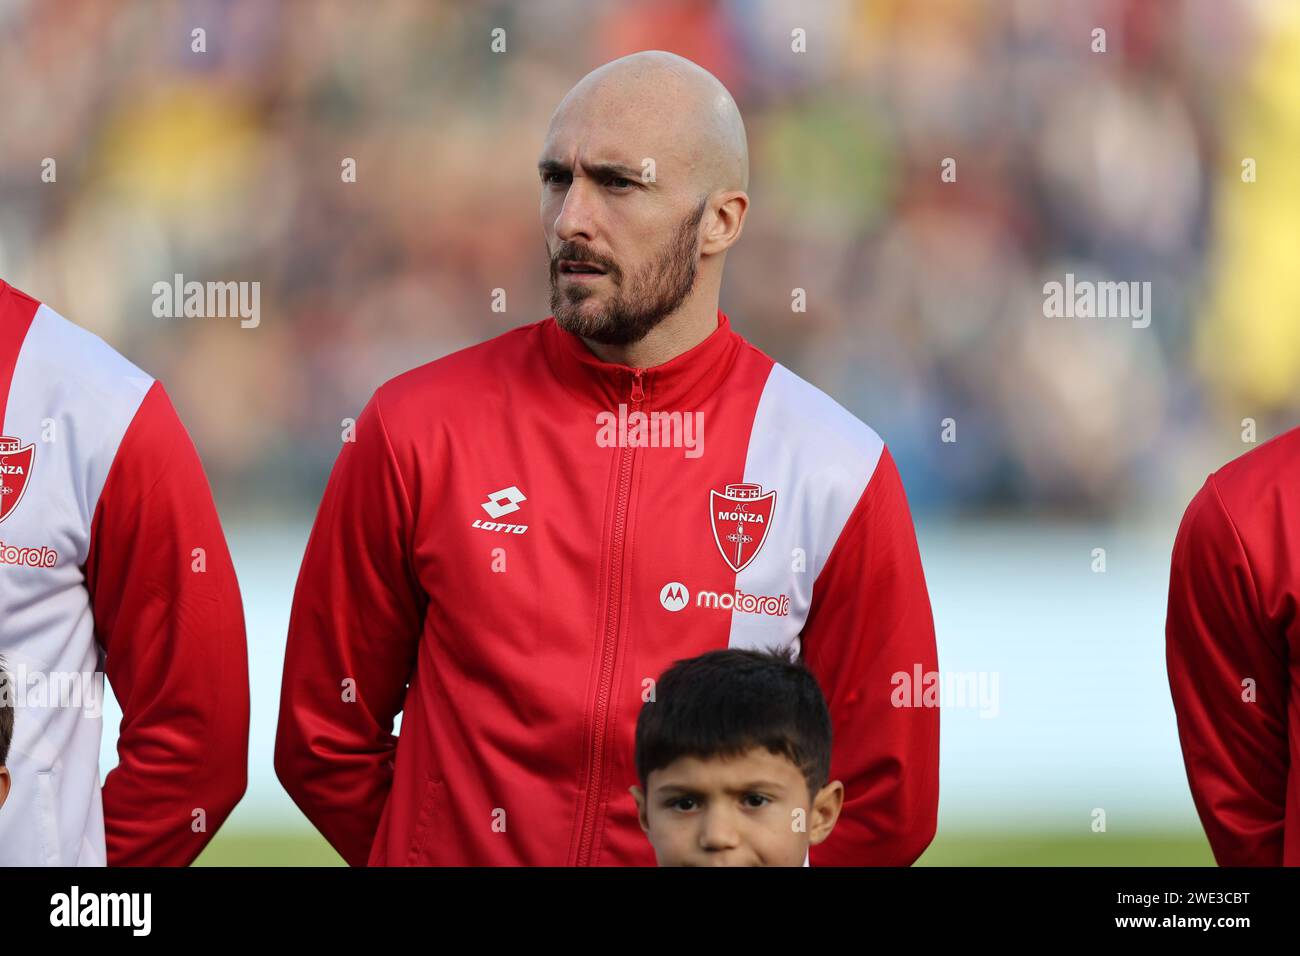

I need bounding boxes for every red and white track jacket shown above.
[0,280,249,866]
[1166,426,1300,866]
[276,308,940,866]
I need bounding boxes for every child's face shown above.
[630,747,843,866]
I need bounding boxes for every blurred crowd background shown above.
[3,0,1297,519]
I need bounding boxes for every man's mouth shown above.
[558,259,608,278]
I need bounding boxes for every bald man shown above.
[276,51,939,867]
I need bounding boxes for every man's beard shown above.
[549,196,707,346]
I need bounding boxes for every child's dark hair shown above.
[635,645,832,799]
[0,655,12,767]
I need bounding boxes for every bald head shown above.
[549,50,748,196]
[539,51,750,356]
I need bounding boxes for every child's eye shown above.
[743,794,771,808]
[668,797,698,811]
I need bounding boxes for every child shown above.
[630,645,843,866]
[0,656,12,812]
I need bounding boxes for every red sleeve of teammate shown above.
[85,381,250,866]
[801,446,940,866]
[1165,474,1288,866]
[274,391,426,867]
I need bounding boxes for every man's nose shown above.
[553,177,599,243]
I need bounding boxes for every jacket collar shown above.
[540,308,743,410]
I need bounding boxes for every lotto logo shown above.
[481,486,527,519]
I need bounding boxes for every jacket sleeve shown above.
[85,381,250,866]
[802,445,940,866]
[274,391,426,867]
[1165,473,1288,866]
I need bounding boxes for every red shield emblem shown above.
[0,436,35,524]
[710,483,776,573]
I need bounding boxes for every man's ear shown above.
[0,767,10,811]
[700,190,749,256]
[629,785,649,832]
[807,779,844,846]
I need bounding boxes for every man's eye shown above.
[543,172,569,185]
[609,177,634,189]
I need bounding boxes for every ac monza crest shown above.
[710,483,776,573]
[0,435,34,524]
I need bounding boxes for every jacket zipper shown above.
[575,366,645,865]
